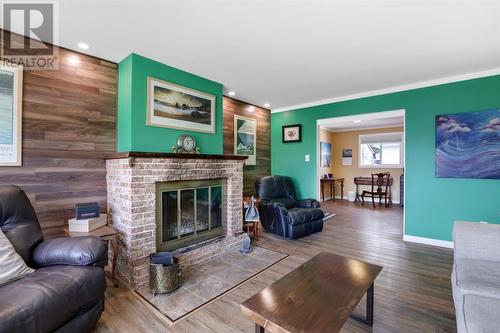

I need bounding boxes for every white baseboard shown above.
[403,235,454,249]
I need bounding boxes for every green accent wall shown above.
[117,53,223,153]
[271,74,500,242]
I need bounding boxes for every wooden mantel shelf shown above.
[105,151,248,161]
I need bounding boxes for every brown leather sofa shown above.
[0,185,108,333]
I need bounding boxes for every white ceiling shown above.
[8,0,500,111]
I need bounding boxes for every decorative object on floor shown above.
[147,77,216,133]
[241,252,383,333]
[256,175,324,239]
[282,124,302,143]
[75,202,100,220]
[342,148,353,166]
[150,252,174,266]
[323,212,337,222]
[361,172,392,208]
[149,256,181,296]
[320,177,344,202]
[240,233,253,253]
[1,185,108,332]
[64,225,119,287]
[320,142,332,167]
[135,246,288,323]
[68,214,107,233]
[0,63,23,166]
[436,109,500,179]
[172,134,200,154]
[245,196,259,222]
[234,115,257,165]
[243,196,260,241]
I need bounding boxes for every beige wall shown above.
[319,127,404,203]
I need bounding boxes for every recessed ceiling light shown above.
[354,119,362,123]
[264,103,270,108]
[228,91,236,96]
[77,42,90,50]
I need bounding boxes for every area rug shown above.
[135,246,288,323]
[323,212,336,222]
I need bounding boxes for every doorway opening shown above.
[316,109,405,234]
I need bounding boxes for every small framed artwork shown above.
[282,124,302,143]
[342,148,353,166]
[147,77,216,133]
[234,115,256,165]
[0,63,23,166]
[320,142,331,167]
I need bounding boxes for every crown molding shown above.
[271,67,500,113]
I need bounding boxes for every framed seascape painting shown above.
[436,109,500,179]
[320,142,331,167]
[147,77,216,133]
[282,124,302,143]
[234,115,256,165]
[0,64,23,166]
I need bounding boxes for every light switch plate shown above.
[305,154,310,162]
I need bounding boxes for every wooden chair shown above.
[361,172,391,208]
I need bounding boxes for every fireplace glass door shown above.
[156,179,224,252]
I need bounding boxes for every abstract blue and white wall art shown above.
[436,109,500,179]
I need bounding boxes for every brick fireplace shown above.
[105,152,247,289]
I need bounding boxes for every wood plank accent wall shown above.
[0,31,117,238]
[223,97,270,196]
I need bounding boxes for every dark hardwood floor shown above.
[96,200,456,333]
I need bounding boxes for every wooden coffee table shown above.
[241,252,382,333]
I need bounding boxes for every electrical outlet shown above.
[305,154,310,162]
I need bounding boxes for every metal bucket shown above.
[149,257,181,295]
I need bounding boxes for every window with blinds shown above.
[359,132,404,168]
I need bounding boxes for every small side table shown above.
[64,225,120,287]
[243,221,259,241]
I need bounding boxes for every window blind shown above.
[359,132,402,144]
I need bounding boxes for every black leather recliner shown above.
[0,185,108,333]
[255,176,324,239]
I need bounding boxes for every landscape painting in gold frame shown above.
[147,77,216,133]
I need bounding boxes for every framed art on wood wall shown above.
[282,124,302,143]
[0,63,23,166]
[147,77,216,133]
[234,115,256,165]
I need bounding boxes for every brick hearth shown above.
[105,153,246,289]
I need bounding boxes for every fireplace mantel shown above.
[106,151,248,160]
[105,152,247,167]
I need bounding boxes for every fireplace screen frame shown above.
[155,178,225,252]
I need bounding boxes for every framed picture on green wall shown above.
[234,115,256,165]
[147,77,216,133]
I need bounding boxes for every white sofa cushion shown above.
[463,294,500,333]
[0,229,34,286]
[454,259,500,299]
